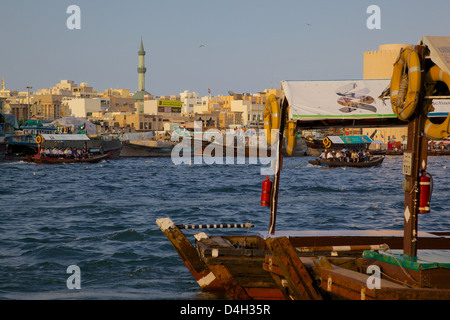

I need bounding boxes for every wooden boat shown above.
[196,141,272,158]
[157,39,450,300]
[307,155,384,167]
[23,152,112,164]
[22,133,113,164]
[157,220,450,299]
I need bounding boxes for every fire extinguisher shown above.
[419,171,433,214]
[261,176,272,207]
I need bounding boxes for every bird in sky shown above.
[199,44,206,48]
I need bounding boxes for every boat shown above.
[308,155,385,167]
[23,152,112,164]
[120,140,174,157]
[22,133,113,164]
[156,37,450,300]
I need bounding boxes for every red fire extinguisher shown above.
[419,171,433,214]
[261,176,272,207]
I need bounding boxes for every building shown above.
[65,97,109,118]
[362,44,409,144]
[363,44,409,80]
[105,113,165,132]
[230,99,264,126]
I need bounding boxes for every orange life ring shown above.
[390,47,422,121]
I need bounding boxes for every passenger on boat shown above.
[351,150,358,163]
[44,148,51,157]
[327,151,334,160]
[51,147,58,158]
[335,150,343,161]
[320,150,327,160]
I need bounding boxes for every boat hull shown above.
[157,218,450,300]
[308,156,384,167]
[23,153,111,164]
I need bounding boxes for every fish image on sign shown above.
[336,82,377,113]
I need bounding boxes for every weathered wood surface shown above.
[265,237,323,300]
[156,218,223,291]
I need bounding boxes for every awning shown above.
[422,36,450,76]
[41,134,90,141]
[1,112,19,129]
[281,80,449,122]
[327,135,372,144]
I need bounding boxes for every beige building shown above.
[31,94,69,120]
[362,43,410,144]
[107,113,165,132]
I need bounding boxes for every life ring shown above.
[35,135,44,144]
[390,46,422,121]
[423,65,450,140]
[284,120,297,156]
[323,137,331,149]
[264,94,280,145]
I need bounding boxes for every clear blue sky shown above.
[1,0,449,97]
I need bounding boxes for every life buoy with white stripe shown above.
[35,135,44,144]
[284,119,297,156]
[423,65,450,140]
[264,94,280,145]
[390,47,422,121]
[323,137,332,149]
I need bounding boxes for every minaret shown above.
[137,38,147,92]
[133,38,150,103]
[1,78,4,91]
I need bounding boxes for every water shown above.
[0,156,449,300]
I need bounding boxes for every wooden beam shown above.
[156,218,224,291]
[265,237,323,300]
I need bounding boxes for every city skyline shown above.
[1,0,450,97]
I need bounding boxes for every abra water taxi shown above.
[308,155,385,168]
[23,133,112,164]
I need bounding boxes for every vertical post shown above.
[269,97,287,235]
[403,45,428,258]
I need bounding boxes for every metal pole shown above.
[269,97,287,234]
[26,86,32,120]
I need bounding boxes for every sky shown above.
[1,0,450,97]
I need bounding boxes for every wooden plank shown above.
[205,264,252,300]
[156,218,223,291]
[265,237,323,300]
[313,261,450,300]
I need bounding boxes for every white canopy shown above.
[282,80,449,122]
[422,36,450,76]
[41,134,90,141]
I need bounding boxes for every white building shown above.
[180,90,207,114]
[65,98,109,117]
[230,100,264,125]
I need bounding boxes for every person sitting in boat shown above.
[351,150,358,163]
[44,148,51,158]
[51,147,58,158]
[326,151,334,161]
[335,150,343,162]
[320,150,327,160]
